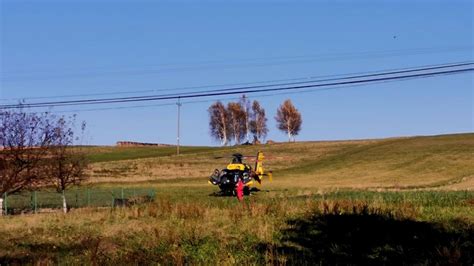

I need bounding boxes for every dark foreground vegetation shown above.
[276,201,473,265]
[1,189,472,265]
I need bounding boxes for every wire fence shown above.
[1,187,156,215]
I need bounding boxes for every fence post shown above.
[87,189,90,207]
[0,197,3,216]
[30,192,34,212]
[111,192,115,208]
[4,192,7,215]
[34,191,37,214]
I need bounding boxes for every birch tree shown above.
[227,102,246,145]
[208,101,230,146]
[275,99,302,142]
[250,100,268,143]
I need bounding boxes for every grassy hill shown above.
[2,133,473,264]
[85,146,216,163]
[87,133,474,190]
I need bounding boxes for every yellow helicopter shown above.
[208,151,272,196]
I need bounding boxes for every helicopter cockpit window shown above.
[232,154,243,164]
[232,157,242,164]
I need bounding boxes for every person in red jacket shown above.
[236,178,244,201]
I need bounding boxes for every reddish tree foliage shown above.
[275,99,302,142]
[227,102,246,145]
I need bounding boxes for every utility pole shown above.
[176,97,181,156]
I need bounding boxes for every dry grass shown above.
[0,197,296,264]
[87,133,474,190]
[1,190,472,264]
[87,139,376,183]
[2,133,473,264]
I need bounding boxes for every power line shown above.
[1,64,472,109]
[14,68,473,114]
[2,61,472,107]
[2,60,472,103]
[44,77,437,114]
[2,65,472,109]
[158,61,474,98]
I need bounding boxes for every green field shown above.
[85,146,217,163]
[86,133,474,189]
[1,133,473,264]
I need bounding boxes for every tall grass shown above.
[1,190,472,264]
[2,133,473,263]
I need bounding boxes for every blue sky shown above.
[1,0,473,145]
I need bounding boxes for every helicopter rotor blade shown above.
[213,155,258,160]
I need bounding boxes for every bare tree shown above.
[275,99,302,142]
[250,100,268,143]
[208,101,230,146]
[227,102,246,145]
[47,116,88,213]
[239,95,251,143]
[0,109,88,213]
[0,109,55,195]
